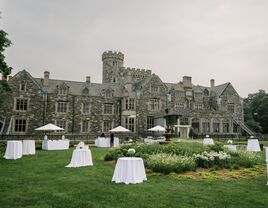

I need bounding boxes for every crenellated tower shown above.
[102,50,124,84]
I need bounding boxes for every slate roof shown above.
[34,78,124,97]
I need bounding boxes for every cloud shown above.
[1,0,268,97]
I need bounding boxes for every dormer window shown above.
[58,88,67,95]
[82,87,89,96]
[20,81,26,91]
[204,88,209,96]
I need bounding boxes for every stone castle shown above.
[0,50,252,138]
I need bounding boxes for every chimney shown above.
[210,79,216,96]
[182,76,192,88]
[43,71,50,87]
[210,79,215,88]
[86,76,91,84]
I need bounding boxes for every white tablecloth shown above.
[112,157,147,184]
[223,145,237,152]
[247,139,261,152]
[4,141,23,160]
[66,149,93,167]
[22,140,36,155]
[203,138,214,145]
[95,137,119,147]
[42,139,69,150]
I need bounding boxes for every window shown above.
[57,102,67,113]
[151,86,159,93]
[14,119,26,132]
[56,120,66,132]
[125,117,135,132]
[175,103,184,109]
[103,120,112,133]
[15,99,28,111]
[149,98,160,111]
[194,93,202,99]
[104,103,113,114]
[212,120,220,132]
[202,119,210,132]
[176,91,185,98]
[81,120,90,133]
[223,120,229,133]
[204,89,209,96]
[20,81,26,91]
[147,116,154,129]
[125,98,135,110]
[227,104,235,113]
[105,91,112,98]
[82,103,90,114]
[82,88,89,95]
[194,104,203,110]
[58,88,67,95]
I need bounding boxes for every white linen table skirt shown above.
[22,140,36,155]
[66,149,93,168]
[4,141,23,160]
[42,139,69,150]
[112,157,147,184]
[203,138,214,145]
[247,139,261,152]
[95,137,119,147]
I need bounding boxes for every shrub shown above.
[104,148,125,161]
[207,142,224,152]
[146,153,196,174]
[163,142,206,156]
[228,151,262,168]
[193,151,231,169]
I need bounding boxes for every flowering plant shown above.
[227,140,233,144]
[193,151,231,168]
[127,148,136,155]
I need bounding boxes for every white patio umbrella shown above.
[147,125,166,132]
[110,126,130,132]
[35,123,64,131]
[35,123,64,140]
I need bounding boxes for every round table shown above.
[66,149,93,168]
[4,141,23,160]
[22,140,36,155]
[112,157,147,184]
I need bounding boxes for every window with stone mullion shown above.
[14,119,26,132]
[16,99,28,111]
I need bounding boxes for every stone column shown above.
[229,120,233,133]
[210,118,214,133]
[219,119,223,133]
[199,118,203,133]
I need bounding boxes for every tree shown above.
[0,14,12,95]
[0,29,12,80]
[244,90,268,134]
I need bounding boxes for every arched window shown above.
[82,87,89,95]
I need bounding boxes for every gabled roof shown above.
[214,82,230,97]
[10,70,42,89]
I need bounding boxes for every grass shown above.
[0,147,268,208]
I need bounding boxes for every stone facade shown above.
[0,50,245,138]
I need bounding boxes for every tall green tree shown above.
[0,13,12,95]
[244,90,268,134]
[0,29,12,80]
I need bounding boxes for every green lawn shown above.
[0,147,268,208]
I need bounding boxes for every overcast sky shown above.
[1,0,268,97]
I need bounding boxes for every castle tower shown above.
[102,50,124,84]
